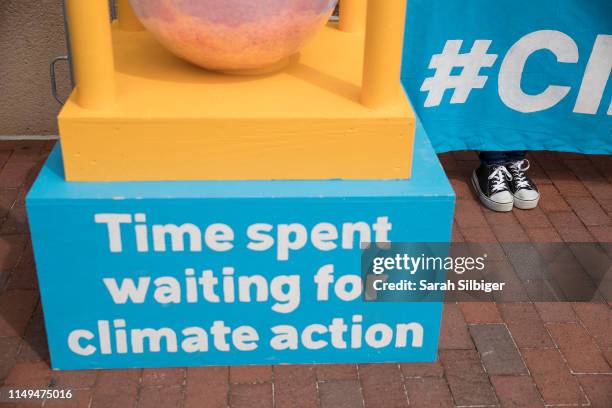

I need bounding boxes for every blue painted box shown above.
[27,123,455,370]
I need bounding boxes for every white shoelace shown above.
[509,160,531,189]
[488,165,512,193]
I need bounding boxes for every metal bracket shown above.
[50,55,70,105]
[51,1,116,105]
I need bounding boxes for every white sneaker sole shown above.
[471,171,513,212]
[513,195,539,210]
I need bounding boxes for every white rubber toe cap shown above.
[514,188,540,202]
[513,189,540,209]
[490,191,514,204]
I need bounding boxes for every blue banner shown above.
[402,0,612,154]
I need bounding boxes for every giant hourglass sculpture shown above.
[27,0,456,372]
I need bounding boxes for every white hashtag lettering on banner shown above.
[421,40,499,108]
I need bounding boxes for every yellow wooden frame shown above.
[66,0,408,109]
[59,0,414,182]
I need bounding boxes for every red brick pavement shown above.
[0,141,610,407]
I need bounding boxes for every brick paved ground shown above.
[0,140,610,407]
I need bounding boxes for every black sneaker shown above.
[471,164,514,212]
[506,160,540,209]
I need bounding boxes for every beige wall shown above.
[2,1,335,137]
[1,0,72,136]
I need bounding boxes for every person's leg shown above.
[504,151,540,210]
[472,151,514,212]
[505,150,527,162]
[479,151,509,165]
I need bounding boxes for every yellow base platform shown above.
[59,22,415,182]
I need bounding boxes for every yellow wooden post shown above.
[117,0,144,31]
[339,0,367,33]
[361,0,408,108]
[65,0,115,109]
